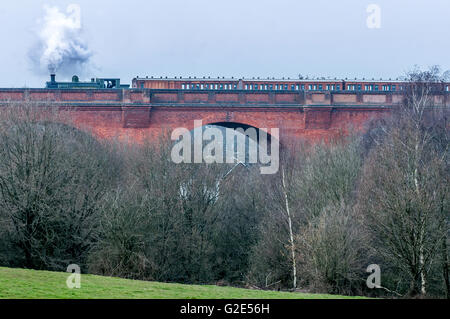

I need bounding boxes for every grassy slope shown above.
[0,267,364,299]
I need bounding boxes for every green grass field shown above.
[0,267,366,299]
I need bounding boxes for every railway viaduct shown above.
[0,88,448,145]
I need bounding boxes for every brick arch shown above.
[146,107,290,141]
[201,121,279,146]
[173,120,281,166]
[167,112,277,132]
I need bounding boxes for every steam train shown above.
[45,74,450,92]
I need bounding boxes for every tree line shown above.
[0,67,448,298]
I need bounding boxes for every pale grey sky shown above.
[0,0,449,87]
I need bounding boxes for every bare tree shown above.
[0,104,119,270]
[89,134,256,284]
[359,66,449,297]
[248,137,363,292]
[296,202,369,295]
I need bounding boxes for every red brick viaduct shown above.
[0,88,448,145]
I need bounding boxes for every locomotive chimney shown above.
[50,74,56,83]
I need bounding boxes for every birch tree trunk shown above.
[281,167,297,290]
[414,128,426,296]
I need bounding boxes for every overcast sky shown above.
[0,0,449,87]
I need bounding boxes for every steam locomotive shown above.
[46,74,130,89]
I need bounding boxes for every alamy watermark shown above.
[66,264,81,289]
[366,4,381,29]
[170,120,280,174]
[366,264,381,289]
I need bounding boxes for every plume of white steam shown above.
[32,4,92,75]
